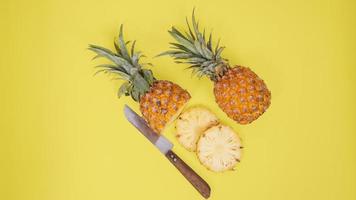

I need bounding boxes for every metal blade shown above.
[124,105,173,154]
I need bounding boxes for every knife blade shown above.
[123,105,211,199]
[124,105,173,154]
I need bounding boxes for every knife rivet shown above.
[170,154,174,159]
[173,158,177,162]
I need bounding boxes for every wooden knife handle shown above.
[165,150,211,199]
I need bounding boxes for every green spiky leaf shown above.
[130,86,140,101]
[89,25,155,102]
[159,10,228,81]
[142,69,155,85]
[118,81,131,97]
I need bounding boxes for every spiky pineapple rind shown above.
[214,66,271,124]
[140,80,191,133]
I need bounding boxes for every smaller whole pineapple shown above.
[89,25,190,133]
[160,10,271,124]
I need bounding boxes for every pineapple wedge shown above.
[175,107,218,151]
[197,125,242,172]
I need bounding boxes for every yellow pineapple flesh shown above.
[175,106,219,151]
[197,124,242,172]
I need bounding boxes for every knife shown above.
[124,105,211,199]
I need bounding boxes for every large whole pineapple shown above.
[160,11,271,124]
[89,25,190,132]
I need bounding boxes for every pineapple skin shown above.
[213,66,271,124]
[140,80,191,133]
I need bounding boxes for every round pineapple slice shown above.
[197,125,242,172]
[175,107,219,151]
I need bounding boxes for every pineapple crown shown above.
[89,25,155,102]
[159,10,229,81]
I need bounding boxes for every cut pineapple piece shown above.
[197,125,242,172]
[175,107,219,151]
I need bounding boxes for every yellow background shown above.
[1,0,355,199]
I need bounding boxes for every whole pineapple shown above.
[159,11,271,124]
[89,25,190,132]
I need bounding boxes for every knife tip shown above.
[123,104,130,116]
